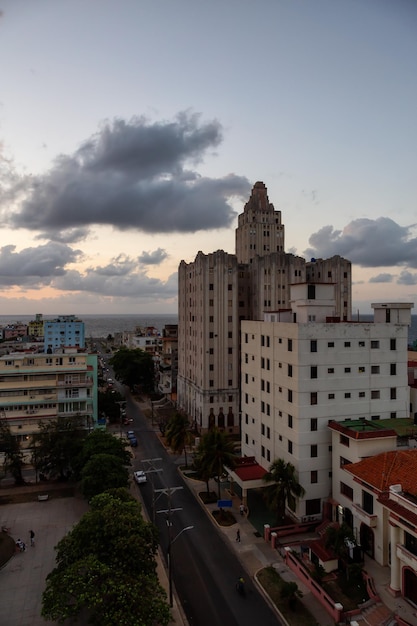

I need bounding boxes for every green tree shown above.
[80,453,130,500]
[31,416,86,481]
[325,522,355,561]
[42,490,170,626]
[98,388,124,424]
[262,458,305,524]
[110,347,155,392]
[165,412,193,468]
[0,419,25,485]
[194,428,236,499]
[73,429,131,479]
[280,581,303,610]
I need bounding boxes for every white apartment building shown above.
[177,182,352,432]
[241,285,412,521]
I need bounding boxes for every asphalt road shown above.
[122,389,280,626]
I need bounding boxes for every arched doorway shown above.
[404,568,417,606]
[360,523,374,558]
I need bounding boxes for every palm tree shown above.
[194,428,236,499]
[164,412,193,468]
[262,458,305,524]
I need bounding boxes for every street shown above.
[122,388,280,626]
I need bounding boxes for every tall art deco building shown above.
[177,182,351,432]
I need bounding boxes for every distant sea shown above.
[0,313,416,344]
[0,314,178,338]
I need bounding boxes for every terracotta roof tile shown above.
[345,449,417,495]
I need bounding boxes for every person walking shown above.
[239,502,245,516]
[236,529,241,542]
[29,530,35,547]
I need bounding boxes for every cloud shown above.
[0,242,82,287]
[2,112,251,242]
[138,248,168,265]
[369,273,394,283]
[397,270,417,286]
[305,217,417,268]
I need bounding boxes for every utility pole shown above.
[156,486,184,607]
[141,457,162,522]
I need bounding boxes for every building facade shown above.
[44,315,85,352]
[177,182,352,432]
[0,350,98,446]
[240,291,412,521]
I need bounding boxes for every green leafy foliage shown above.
[194,428,236,498]
[80,453,130,500]
[262,458,305,524]
[109,347,155,392]
[0,418,25,484]
[73,429,131,480]
[98,388,124,423]
[42,491,170,626]
[31,416,86,481]
[165,412,193,468]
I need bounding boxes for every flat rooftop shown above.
[331,417,416,438]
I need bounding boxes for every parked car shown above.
[126,431,135,438]
[130,437,138,447]
[133,470,147,484]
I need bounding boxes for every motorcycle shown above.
[236,578,246,597]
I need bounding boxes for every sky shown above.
[0,0,416,316]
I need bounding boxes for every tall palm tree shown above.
[164,412,193,468]
[195,428,236,499]
[262,458,305,524]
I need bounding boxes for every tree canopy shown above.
[42,490,170,626]
[194,428,236,498]
[165,412,192,468]
[73,429,131,480]
[31,416,86,481]
[262,458,305,524]
[110,347,155,392]
[0,419,25,484]
[80,453,130,500]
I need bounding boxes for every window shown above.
[362,490,374,514]
[340,482,353,500]
[305,499,321,515]
[390,411,397,419]
[209,364,214,371]
[371,390,380,399]
[310,418,318,431]
[310,340,317,352]
[261,445,265,458]
[327,368,334,374]
[288,339,293,352]
[344,367,351,373]
[371,340,380,349]
[308,284,316,299]
[340,435,350,447]
[288,414,293,428]
[288,440,293,454]
[390,363,396,375]
[267,449,271,462]
[390,388,397,400]
[328,341,334,347]
[209,380,214,387]
[311,444,318,457]
[209,283,214,291]
[344,341,351,347]
[288,364,293,377]
[340,457,351,467]
[371,365,380,374]
[405,532,417,557]
[359,391,365,398]
[267,426,270,439]
[344,392,351,398]
[328,393,335,399]
[311,471,318,484]
[310,366,317,379]
[310,392,317,405]
[358,366,365,373]
[390,338,396,350]
[288,390,293,402]
[359,341,365,347]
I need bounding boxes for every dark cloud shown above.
[369,273,394,283]
[138,248,168,265]
[3,112,250,242]
[0,242,81,287]
[305,218,417,268]
[397,270,417,286]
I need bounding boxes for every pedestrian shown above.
[239,503,245,516]
[29,530,35,547]
[236,529,241,542]
[16,539,26,552]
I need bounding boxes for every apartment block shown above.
[240,287,412,521]
[44,315,85,352]
[0,350,98,446]
[177,182,352,432]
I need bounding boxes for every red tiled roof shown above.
[233,457,267,481]
[305,538,337,562]
[377,493,417,527]
[345,449,417,495]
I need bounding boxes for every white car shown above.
[133,470,147,484]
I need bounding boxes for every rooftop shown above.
[345,449,417,495]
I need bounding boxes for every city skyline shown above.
[0,0,416,315]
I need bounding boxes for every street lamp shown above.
[167,525,193,607]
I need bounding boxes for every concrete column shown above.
[242,488,247,507]
[389,523,401,596]
[271,531,278,549]
[264,524,271,542]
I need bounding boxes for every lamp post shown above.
[167,525,193,607]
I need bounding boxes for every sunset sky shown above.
[0,0,416,315]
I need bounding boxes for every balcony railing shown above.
[397,544,417,570]
[352,502,377,528]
